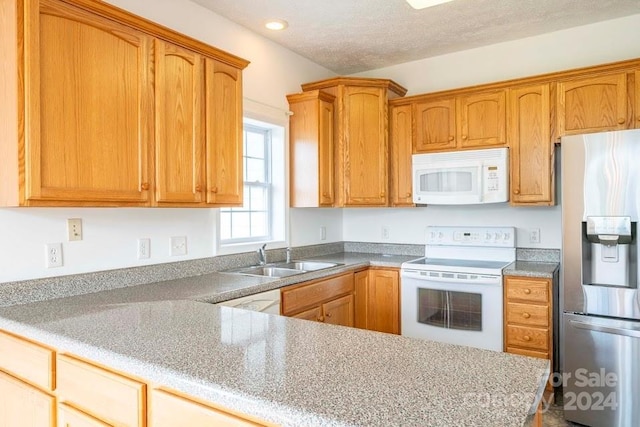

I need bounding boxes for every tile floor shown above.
[541,392,583,427]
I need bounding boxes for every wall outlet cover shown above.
[170,236,187,256]
[45,243,63,268]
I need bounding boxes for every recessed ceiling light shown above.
[406,0,454,9]
[265,19,288,31]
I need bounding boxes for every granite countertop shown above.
[0,252,548,426]
[503,261,560,279]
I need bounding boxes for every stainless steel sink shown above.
[230,266,303,277]
[272,261,338,271]
[223,260,340,277]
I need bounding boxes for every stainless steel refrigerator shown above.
[562,129,640,427]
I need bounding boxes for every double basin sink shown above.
[225,261,340,278]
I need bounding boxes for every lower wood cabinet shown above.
[0,370,55,427]
[150,389,264,427]
[354,268,400,334]
[503,275,554,389]
[281,272,355,327]
[0,329,272,427]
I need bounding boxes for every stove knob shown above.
[485,233,492,241]
[494,232,501,241]
[438,232,444,240]
[503,232,510,240]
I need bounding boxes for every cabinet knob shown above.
[448,136,454,141]
[406,192,412,197]
[522,312,531,319]
[211,186,218,194]
[523,335,532,342]
[461,135,468,140]
[514,189,520,195]
[617,118,625,124]
[322,192,329,197]
[140,182,150,191]
[195,185,202,192]
[523,288,531,294]
[318,316,324,322]
[325,312,332,318]
[380,192,386,198]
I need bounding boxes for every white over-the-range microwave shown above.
[412,147,509,205]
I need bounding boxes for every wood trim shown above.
[287,90,335,104]
[0,0,20,206]
[301,77,408,97]
[635,71,640,128]
[56,0,249,69]
[390,57,640,106]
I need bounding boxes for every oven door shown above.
[400,269,503,351]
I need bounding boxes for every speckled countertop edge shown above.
[503,261,559,279]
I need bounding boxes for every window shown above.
[219,115,285,248]
[220,124,272,243]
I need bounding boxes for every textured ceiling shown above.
[192,0,640,74]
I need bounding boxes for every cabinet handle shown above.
[448,136,454,141]
[522,312,531,319]
[140,182,150,191]
[523,335,532,342]
[211,186,218,194]
[617,118,625,124]
[195,185,202,192]
[523,288,531,295]
[514,189,520,195]
[461,135,468,140]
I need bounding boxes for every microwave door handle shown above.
[477,166,484,202]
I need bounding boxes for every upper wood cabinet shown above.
[0,0,248,207]
[414,98,457,152]
[299,78,407,207]
[557,73,628,136]
[155,40,206,205]
[205,58,244,206]
[287,90,335,207]
[389,104,414,206]
[508,84,554,205]
[457,90,507,148]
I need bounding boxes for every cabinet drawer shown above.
[0,330,55,391]
[506,302,549,327]
[506,346,549,360]
[150,389,265,426]
[505,277,550,303]
[506,325,549,351]
[58,403,112,427]
[281,273,354,315]
[56,355,145,427]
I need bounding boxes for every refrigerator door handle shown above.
[570,319,640,338]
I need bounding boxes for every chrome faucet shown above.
[257,244,267,266]
[286,247,292,263]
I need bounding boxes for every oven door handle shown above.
[401,270,500,284]
[569,320,640,338]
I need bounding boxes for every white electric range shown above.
[400,226,516,351]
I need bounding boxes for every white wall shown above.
[290,209,343,247]
[0,0,335,283]
[343,13,640,250]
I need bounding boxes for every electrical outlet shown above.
[138,238,150,259]
[67,218,83,241]
[529,228,541,244]
[45,243,63,268]
[170,236,187,256]
[382,226,390,240]
[320,226,327,241]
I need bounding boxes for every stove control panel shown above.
[426,226,516,247]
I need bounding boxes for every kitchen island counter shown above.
[0,296,548,427]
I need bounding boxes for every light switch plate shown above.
[170,236,187,256]
[67,218,82,241]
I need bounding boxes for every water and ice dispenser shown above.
[582,216,637,288]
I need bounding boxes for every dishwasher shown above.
[215,288,281,314]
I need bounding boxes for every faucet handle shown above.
[286,247,292,263]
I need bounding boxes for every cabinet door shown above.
[508,84,554,205]
[368,269,400,334]
[318,97,335,206]
[0,371,55,427]
[457,90,506,148]
[292,306,322,322]
[205,58,243,206]
[25,0,153,204]
[389,104,414,206]
[150,389,264,427]
[58,403,111,427]
[636,71,640,129]
[354,270,369,329]
[342,86,388,206]
[557,73,628,136]
[414,98,456,152]
[322,294,354,327]
[155,40,205,205]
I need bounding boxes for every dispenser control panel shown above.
[586,216,632,236]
